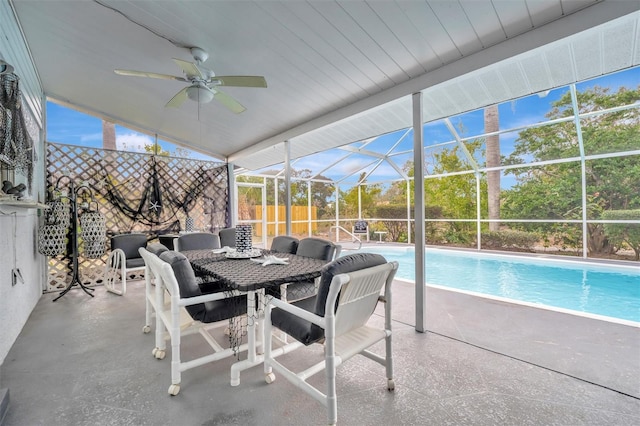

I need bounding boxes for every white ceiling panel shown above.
[461,1,506,48]
[428,1,484,56]
[4,0,637,173]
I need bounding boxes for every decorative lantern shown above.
[80,203,106,258]
[235,224,252,253]
[46,199,70,226]
[38,224,67,257]
[38,197,70,257]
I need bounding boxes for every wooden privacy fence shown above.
[254,205,316,236]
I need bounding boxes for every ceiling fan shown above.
[114,47,267,113]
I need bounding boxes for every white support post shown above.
[413,92,426,333]
[406,179,411,245]
[476,173,482,250]
[284,141,292,236]
[570,85,589,259]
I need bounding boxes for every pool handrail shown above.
[329,225,362,250]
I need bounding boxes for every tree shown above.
[485,104,500,231]
[502,85,640,254]
[383,139,487,244]
[339,173,382,218]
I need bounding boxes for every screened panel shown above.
[501,163,582,221]
[581,109,640,156]
[585,156,640,219]
[425,174,480,220]
[505,121,580,164]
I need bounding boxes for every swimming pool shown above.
[350,246,640,324]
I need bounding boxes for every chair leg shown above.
[143,269,152,334]
[385,332,394,391]
[263,300,275,383]
[104,250,126,295]
[325,355,338,425]
[325,324,338,426]
[168,305,182,396]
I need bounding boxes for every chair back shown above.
[140,248,209,321]
[138,247,181,300]
[147,242,169,256]
[270,236,299,254]
[332,261,397,336]
[313,253,387,319]
[218,227,236,248]
[140,248,247,324]
[111,233,147,260]
[296,237,336,261]
[353,220,368,234]
[175,232,220,251]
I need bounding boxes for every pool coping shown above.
[387,277,640,399]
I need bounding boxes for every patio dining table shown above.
[183,249,328,386]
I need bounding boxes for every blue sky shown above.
[47,66,639,184]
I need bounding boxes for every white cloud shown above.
[79,132,102,142]
[116,132,154,152]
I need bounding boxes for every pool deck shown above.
[1,250,638,425]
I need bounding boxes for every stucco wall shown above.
[0,0,46,367]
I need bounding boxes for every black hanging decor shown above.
[0,73,36,191]
[91,152,228,234]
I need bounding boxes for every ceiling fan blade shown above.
[213,76,267,88]
[114,69,187,82]
[165,87,190,108]
[172,58,204,78]
[213,89,246,114]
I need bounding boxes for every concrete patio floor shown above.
[1,275,638,425]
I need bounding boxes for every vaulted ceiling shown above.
[8,0,640,171]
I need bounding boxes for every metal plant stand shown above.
[51,178,99,301]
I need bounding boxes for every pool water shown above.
[351,247,640,323]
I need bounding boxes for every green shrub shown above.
[481,230,539,251]
[602,210,640,260]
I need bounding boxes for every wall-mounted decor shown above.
[0,73,36,191]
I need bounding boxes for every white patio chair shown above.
[263,253,398,426]
[138,247,247,396]
[352,220,370,242]
[104,233,147,295]
[284,237,340,302]
[174,232,221,252]
[269,235,299,254]
[141,243,170,333]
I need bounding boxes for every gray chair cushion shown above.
[218,228,236,248]
[271,252,387,346]
[159,251,246,323]
[296,237,335,261]
[125,258,146,268]
[177,233,220,251]
[270,236,299,254]
[160,251,201,298]
[111,233,147,260]
[146,242,169,256]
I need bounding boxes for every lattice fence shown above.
[44,143,229,292]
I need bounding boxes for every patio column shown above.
[227,162,236,227]
[413,92,426,333]
[284,140,292,236]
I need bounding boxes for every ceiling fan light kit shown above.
[114,47,266,113]
[186,85,214,104]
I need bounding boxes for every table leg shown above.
[230,289,264,386]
